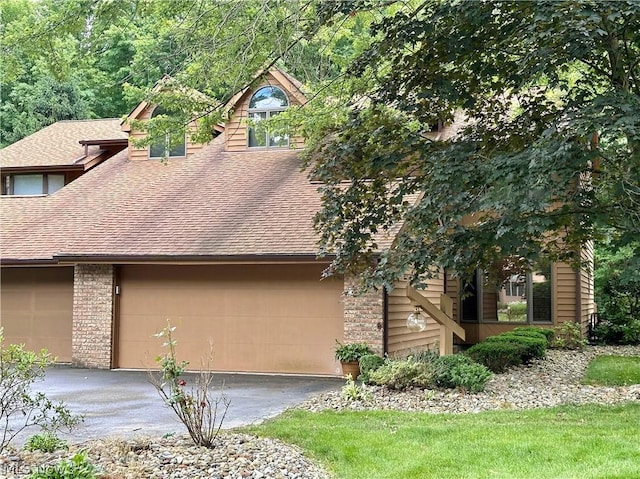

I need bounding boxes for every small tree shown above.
[149,322,230,448]
[0,328,81,451]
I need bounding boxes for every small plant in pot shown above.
[334,341,373,378]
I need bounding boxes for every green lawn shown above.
[583,355,640,386]
[246,404,640,479]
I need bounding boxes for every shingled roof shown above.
[1,136,331,263]
[0,119,127,168]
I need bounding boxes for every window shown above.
[149,107,186,158]
[2,174,65,195]
[247,85,289,148]
[461,263,553,324]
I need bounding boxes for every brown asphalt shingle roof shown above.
[1,136,333,262]
[0,119,126,168]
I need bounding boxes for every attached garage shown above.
[0,267,74,362]
[116,263,344,375]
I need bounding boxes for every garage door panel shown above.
[118,264,344,374]
[0,267,73,362]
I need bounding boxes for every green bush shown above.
[433,354,492,392]
[446,362,493,393]
[0,328,82,451]
[486,333,547,362]
[358,354,385,384]
[551,321,586,349]
[594,238,640,338]
[465,341,525,373]
[27,452,98,479]
[368,358,435,389]
[25,432,67,453]
[512,327,554,344]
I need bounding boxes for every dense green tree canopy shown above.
[307,0,640,289]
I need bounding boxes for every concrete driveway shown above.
[15,366,341,445]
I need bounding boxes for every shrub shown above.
[0,328,82,451]
[487,333,547,361]
[465,341,525,373]
[446,362,493,393]
[432,354,492,392]
[368,358,435,389]
[411,349,439,364]
[25,432,68,453]
[433,354,475,388]
[27,452,98,479]
[358,354,384,384]
[511,327,554,344]
[150,322,230,449]
[551,322,586,349]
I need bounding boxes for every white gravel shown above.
[2,345,639,479]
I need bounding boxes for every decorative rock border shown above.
[2,345,639,479]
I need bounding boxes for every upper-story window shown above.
[2,173,65,195]
[149,107,186,158]
[248,86,289,148]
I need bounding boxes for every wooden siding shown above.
[446,272,460,323]
[225,73,305,152]
[554,262,576,324]
[387,274,444,358]
[127,105,204,161]
[579,242,596,333]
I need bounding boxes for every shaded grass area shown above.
[583,355,640,386]
[246,404,640,479]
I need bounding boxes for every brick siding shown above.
[343,275,385,354]
[72,264,114,368]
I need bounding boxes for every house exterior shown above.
[0,69,595,375]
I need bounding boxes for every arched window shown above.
[149,107,186,158]
[247,86,289,148]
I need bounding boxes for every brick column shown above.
[343,275,385,355]
[72,264,114,368]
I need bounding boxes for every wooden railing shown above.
[406,285,465,355]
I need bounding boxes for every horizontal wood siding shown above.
[387,274,444,358]
[446,272,460,323]
[225,74,305,152]
[580,242,595,333]
[555,262,576,324]
[128,106,203,161]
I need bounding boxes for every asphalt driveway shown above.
[15,366,341,445]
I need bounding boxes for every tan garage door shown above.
[117,264,344,375]
[0,267,73,362]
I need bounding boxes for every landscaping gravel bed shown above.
[300,345,640,414]
[2,345,639,479]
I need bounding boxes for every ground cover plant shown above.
[365,353,492,393]
[583,355,640,386]
[247,404,640,479]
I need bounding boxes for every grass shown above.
[245,404,640,478]
[583,355,640,386]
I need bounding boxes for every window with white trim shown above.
[247,86,289,148]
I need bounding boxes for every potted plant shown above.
[334,341,373,378]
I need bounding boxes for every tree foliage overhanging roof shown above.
[2,0,638,289]
[306,0,640,289]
